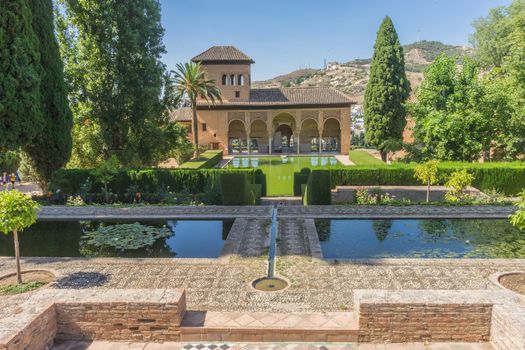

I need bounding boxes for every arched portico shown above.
[228,120,246,154]
[322,118,341,152]
[270,113,297,154]
[300,119,320,153]
[249,119,267,153]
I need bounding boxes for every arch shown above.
[249,119,267,154]
[230,74,235,86]
[271,113,297,153]
[322,118,341,152]
[300,118,320,153]
[238,74,244,86]
[228,120,247,154]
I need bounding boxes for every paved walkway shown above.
[1,256,524,319]
[334,155,354,166]
[51,341,495,350]
[278,205,516,219]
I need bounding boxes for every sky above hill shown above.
[160,0,512,81]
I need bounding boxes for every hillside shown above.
[253,41,474,103]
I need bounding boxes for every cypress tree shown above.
[0,0,43,150]
[364,16,410,162]
[24,0,73,189]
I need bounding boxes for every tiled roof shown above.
[169,107,192,122]
[191,46,255,63]
[197,87,354,108]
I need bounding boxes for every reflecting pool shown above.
[316,219,525,259]
[227,156,341,196]
[0,220,234,258]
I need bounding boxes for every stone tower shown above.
[191,46,255,102]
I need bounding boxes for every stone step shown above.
[180,311,358,342]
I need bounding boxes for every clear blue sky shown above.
[160,0,511,81]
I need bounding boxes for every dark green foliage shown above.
[254,169,267,197]
[49,168,256,204]
[293,168,311,196]
[364,17,410,161]
[305,170,332,205]
[23,0,72,189]
[330,163,525,196]
[179,150,223,169]
[0,0,43,150]
[0,151,21,174]
[57,0,184,167]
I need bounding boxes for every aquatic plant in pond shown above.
[80,223,172,256]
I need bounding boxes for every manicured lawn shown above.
[348,150,384,165]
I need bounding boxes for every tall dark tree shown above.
[364,16,410,162]
[0,0,43,150]
[24,0,73,190]
[56,0,185,167]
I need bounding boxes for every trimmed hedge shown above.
[331,163,525,195]
[179,150,223,169]
[304,169,332,205]
[293,168,311,196]
[49,168,256,204]
[220,172,261,205]
[254,169,267,197]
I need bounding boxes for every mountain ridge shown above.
[253,40,474,103]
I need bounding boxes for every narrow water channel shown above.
[267,207,278,278]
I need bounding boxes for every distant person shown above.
[1,172,7,188]
[15,171,21,183]
[9,173,16,189]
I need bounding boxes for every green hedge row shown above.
[220,173,261,205]
[50,168,256,199]
[179,150,223,169]
[330,162,525,195]
[293,168,311,196]
[304,170,332,205]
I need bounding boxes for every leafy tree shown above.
[92,154,120,203]
[413,160,439,202]
[445,169,475,202]
[0,0,43,150]
[172,62,222,157]
[0,190,40,284]
[0,152,21,174]
[364,16,410,162]
[471,6,513,69]
[55,0,185,167]
[23,0,73,191]
[411,55,490,161]
[510,191,525,230]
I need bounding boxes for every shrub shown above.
[179,150,223,169]
[293,168,311,196]
[305,169,331,205]
[510,191,525,230]
[0,151,21,174]
[445,169,475,202]
[220,172,260,205]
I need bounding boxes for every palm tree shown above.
[173,62,222,157]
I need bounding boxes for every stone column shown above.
[246,126,251,154]
[340,107,351,154]
[268,128,272,155]
[318,126,324,154]
[295,128,301,154]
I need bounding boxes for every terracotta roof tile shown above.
[191,46,254,63]
[169,107,192,122]
[197,87,354,108]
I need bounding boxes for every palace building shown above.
[171,46,355,155]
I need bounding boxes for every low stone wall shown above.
[332,186,484,204]
[0,305,56,350]
[0,289,185,349]
[354,290,520,345]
